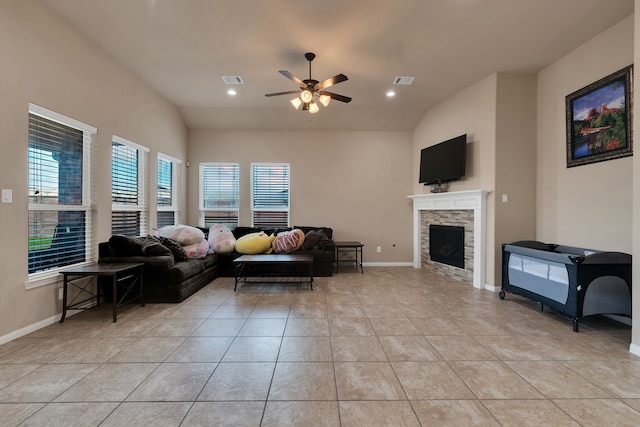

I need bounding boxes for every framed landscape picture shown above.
[565,65,633,168]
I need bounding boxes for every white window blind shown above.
[200,163,239,229]
[112,136,148,236]
[251,163,290,228]
[27,104,97,281]
[157,154,180,228]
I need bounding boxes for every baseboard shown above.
[0,310,79,346]
[362,262,413,267]
[629,343,640,356]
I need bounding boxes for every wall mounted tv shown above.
[419,134,467,186]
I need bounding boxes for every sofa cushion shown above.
[167,260,205,285]
[157,236,189,262]
[108,235,143,257]
[232,226,292,239]
[140,235,172,257]
[300,229,332,250]
[294,226,333,240]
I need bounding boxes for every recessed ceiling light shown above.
[386,90,396,97]
[227,89,237,96]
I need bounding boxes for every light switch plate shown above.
[1,189,12,203]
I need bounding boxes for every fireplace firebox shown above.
[429,224,465,268]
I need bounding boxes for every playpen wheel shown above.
[498,290,506,300]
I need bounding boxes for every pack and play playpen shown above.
[500,241,631,332]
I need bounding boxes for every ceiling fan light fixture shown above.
[300,89,313,103]
[319,94,331,107]
[308,101,319,113]
[290,97,302,109]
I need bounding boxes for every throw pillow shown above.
[183,239,209,259]
[157,236,189,262]
[208,223,236,254]
[108,235,143,257]
[300,230,331,250]
[235,231,275,254]
[140,235,172,257]
[272,229,305,254]
[155,224,205,245]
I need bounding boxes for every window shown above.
[111,136,149,236]
[27,104,96,281]
[199,163,239,229]
[157,154,181,228]
[251,163,290,228]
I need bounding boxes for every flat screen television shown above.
[419,134,467,185]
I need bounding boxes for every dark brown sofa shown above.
[98,236,219,303]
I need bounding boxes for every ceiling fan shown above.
[265,52,352,113]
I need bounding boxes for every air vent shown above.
[393,76,415,85]
[221,76,244,84]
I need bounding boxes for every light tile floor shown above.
[1,267,639,426]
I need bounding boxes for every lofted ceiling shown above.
[38,0,633,131]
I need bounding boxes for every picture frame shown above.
[565,65,633,168]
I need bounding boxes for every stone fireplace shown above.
[408,190,490,288]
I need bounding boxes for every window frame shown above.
[157,153,181,228]
[199,162,240,229]
[26,103,97,289]
[111,135,149,236]
[250,162,291,228]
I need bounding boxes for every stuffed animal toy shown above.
[183,239,210,259]
[272,229,305,254]
[235,231,275,254]
[156,224,204,245]
[208,223,236,254]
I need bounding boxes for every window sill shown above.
[25,270,63,290]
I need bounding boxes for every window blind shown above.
[200,163,239,229]
[111,137,148,236]
[157,154,180,228]
[251,163,290,228]
[27,107,96,277]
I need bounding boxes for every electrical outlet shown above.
[376,246,382,253]
[58,288,63,300]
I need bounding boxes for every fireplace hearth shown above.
[429,225,465,268]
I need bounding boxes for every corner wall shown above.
[0,0,188,340]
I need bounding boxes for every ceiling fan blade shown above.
[321,91,352,103]
[265,90,300,97]
[315,74,348,90]
[279,70,306,87]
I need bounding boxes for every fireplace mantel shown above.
[408,190,490,288]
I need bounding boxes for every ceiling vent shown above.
[221,76,244,84]
[393,76,415,85]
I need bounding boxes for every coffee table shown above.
[233,254,313,291]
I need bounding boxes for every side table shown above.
[59,262,144,323]
[334,241,364,273]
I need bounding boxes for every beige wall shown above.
[412,74,498,286]
[494,73,538,283]
[0,0,188,340]
[187,130,414,264]
[536,16,634,252]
